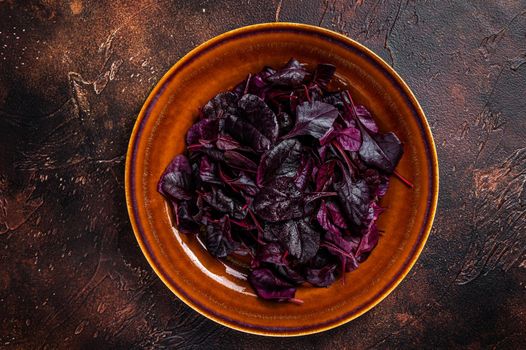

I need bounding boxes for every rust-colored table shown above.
[1,1,525,348]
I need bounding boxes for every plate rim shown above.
[125,22,439,337]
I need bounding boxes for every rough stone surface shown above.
[1,1,525,348]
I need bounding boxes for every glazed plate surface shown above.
[125,23,439,336]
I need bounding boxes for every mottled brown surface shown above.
[0,1,525,349]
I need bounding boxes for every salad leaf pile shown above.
[159,59,408,303]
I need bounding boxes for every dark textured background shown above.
[1,1,525,349]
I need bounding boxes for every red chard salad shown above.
[158,58,412,304]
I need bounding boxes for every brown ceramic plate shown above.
[125,23,438,336]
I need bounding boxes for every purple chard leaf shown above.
[224,114,272,153]
[256,139,303,187]
[358,125,403,174]
[202,92,238,119]
[313,63,336,89]
[334,170,371,228]
[203,216,238,258]
[238,94,279,145]
[248,268,298,302]
[158,154,193,201]
[266,58,310,87]
[285,101,339,139]
[265,218,321,263]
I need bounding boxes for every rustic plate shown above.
[125,23,438,336]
